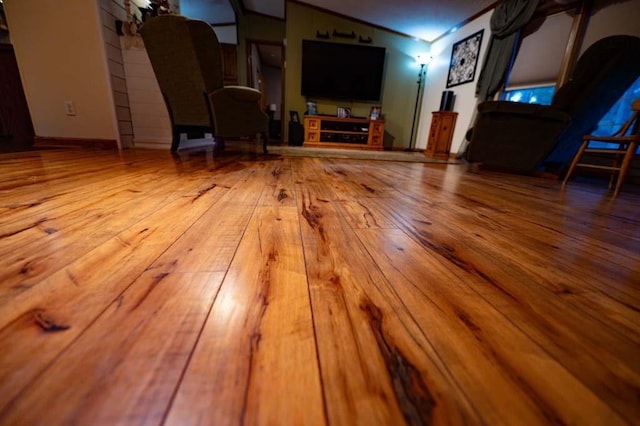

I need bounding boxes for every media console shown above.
[304,115,384,150]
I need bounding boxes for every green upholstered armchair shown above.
[140,15,269,153]
[466,35,640,173]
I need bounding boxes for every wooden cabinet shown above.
[304,116,384,150]
[425,111,457,158]
[220,43,238,86]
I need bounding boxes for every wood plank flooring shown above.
[0,146,638,425]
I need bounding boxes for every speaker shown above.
[289,121,304,146]
[439,90,455,111]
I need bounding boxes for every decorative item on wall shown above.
[446,30,484,88]
[316,31,330,39]
[359,36,372,44]
[333,29,356,39]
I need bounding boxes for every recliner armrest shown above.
[478,101,570,122]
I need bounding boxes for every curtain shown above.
[457,0,540,158]
[475,0,540,102]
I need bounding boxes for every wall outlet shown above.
[64,101,76,116]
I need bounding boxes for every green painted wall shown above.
[285,1,430,147]
[228,0,285,86]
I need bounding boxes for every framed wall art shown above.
[446,30,484,88]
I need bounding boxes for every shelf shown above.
[304,116,384,150]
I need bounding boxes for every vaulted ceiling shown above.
[182,0,500,42]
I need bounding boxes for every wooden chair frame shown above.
[562,99,640,197]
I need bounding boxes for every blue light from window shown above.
[589,76,640,153]
[501,85,556,105]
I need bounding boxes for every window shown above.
[500,85,556,105]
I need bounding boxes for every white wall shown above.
[581,0,640,52]
[211,25,239,45]
[250,43,262,90]
[263,65,282,118]
[4,0,119,144]
[416,11,492,153]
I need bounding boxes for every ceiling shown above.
[179,0,500,69]
[182,0,498,43]
[246,1,500,42]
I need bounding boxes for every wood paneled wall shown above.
[99,0,134,148]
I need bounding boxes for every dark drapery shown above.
[475,0,540,102]
[457,0,540,158]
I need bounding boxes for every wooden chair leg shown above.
[562,140,589,187]
[608,152,621,190]
[612,141,637,198]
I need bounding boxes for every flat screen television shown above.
[301,40,386,101]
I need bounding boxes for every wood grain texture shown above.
[0,147,638,425]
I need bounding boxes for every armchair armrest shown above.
[466,101,572,172]
[213,86,262,102]
[207,87,268,137]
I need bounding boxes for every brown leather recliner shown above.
[466,35,640,172]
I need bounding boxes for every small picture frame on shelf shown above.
[369,106,381,120]
[306,101,318,115]
[290,111,300,123]
[337,107,351,118]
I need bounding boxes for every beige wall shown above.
[285,1,430,148]
[581,0,640,52]
[5,0,119,144]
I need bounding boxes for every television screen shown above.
[301,40,386,101]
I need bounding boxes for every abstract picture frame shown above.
[446,29,484,88]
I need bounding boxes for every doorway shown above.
[247,39,285,142]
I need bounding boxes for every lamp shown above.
[407,54,432,151]
[267,104,277,121]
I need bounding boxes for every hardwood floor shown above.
[0,146,638,425]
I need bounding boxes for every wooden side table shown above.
[424,111,458,159]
